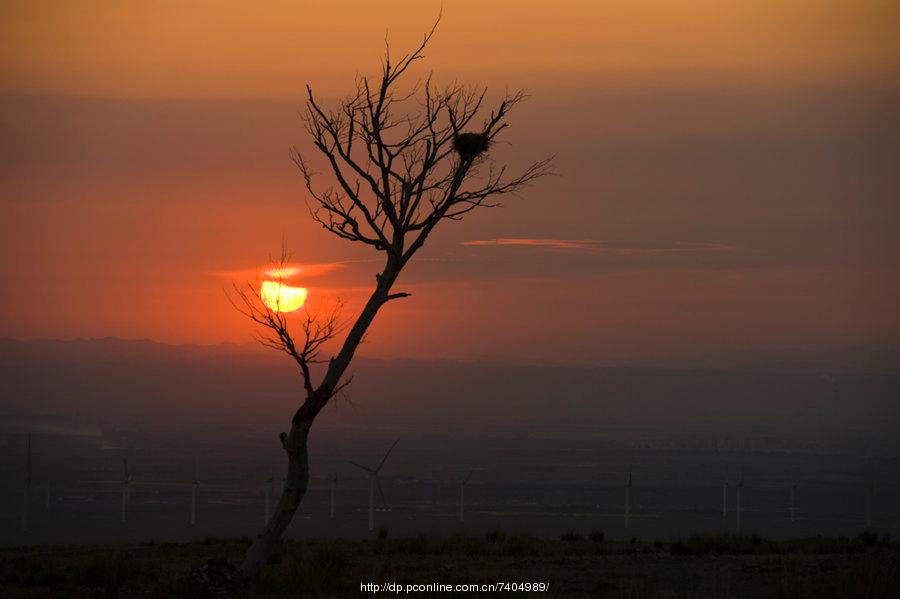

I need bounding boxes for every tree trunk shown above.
[240,266,397,576]
[240,416,314,575]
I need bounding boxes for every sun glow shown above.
[260,280,307,313]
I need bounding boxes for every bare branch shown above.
[227,254,347,397]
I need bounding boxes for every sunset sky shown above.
[1,0,898,365]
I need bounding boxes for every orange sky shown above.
[2,1,898,97]
[1,1,898,365]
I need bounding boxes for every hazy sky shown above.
[1,1,898,364]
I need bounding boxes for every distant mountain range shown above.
[1,337,898,449]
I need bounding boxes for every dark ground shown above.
[0,532,897,598]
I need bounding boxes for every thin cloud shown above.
[212,261,347,281]
[461,238,735,256]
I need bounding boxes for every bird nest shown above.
[453,132,491,159]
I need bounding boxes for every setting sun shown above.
[260,280,307,313]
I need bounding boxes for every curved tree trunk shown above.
[240,416,313,575]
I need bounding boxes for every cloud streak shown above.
[211,261,347,282]
[461,238,735,256]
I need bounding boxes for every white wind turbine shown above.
[459,470,474,523]
[735,470,744,533]
[721,477,728,518]
[330,476,337,519]
[349,438,399,532]
[21,433,32,532]
[190,458,200,526]
[790,484,797,523]
[81,457,132,523]
[624,471,632,529]
[865,479,873,528]
[181,458,230,525]
[120,458,132,523]
[864,452,875,528]
[186,460,231,524]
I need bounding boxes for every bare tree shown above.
[237,22,550,574]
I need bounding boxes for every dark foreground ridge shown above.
[0,531,896,598]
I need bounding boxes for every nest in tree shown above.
[453,132,491,159]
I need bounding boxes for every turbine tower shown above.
[263,468,275,526]
[330,476,336,519]
[190,458,200,526]
[735,470,744,533]
[624,471,632,529]
[349,438,399,532]
[866,480,873,528]
[864,450,873,527]
[22,433,32,532]
[121,458,132,523]
[459,470,474,523]
[722,477,727,518]
[790,484,797,523]
[77,456,133,523]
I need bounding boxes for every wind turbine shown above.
[790,484,797,523]
[21,433,32,532]
[624,471,632,529]
[865,451,876,528]
[722,477,728,518]
[735,470,744,533]
[182,459,229,525]
[349,438,399,532]
[190,458,200,526]
[121,458,132,523]
[865,480,873,528]
[77,457,131,522]
[186,461,232,524]
[330,476,337,519]
[263,468,275,526]
[459,470,474,523]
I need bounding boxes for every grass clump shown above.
[484,529,506,544]
[257,541,347,595]
[669,533,776,555]
[502,532,542,557]
[560,530,583,542]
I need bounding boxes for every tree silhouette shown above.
[237,21,550,574]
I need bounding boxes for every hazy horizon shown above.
[2,334,899,374]
[3,335,899,549]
